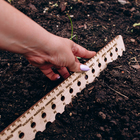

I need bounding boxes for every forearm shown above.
[0,0,53,55]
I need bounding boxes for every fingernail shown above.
[57,76,61,80]
[80,64,90,71]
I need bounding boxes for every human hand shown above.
[0,1,96,81]
[25,34,96,81]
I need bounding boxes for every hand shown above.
[24,34,96,81]
[0,1,96,81]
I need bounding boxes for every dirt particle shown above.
[28,3,37,11]
[99,126,105,131]
[130,38,136,42]
[132,138,139,140]
[69,112,72,116]
[59,2,67,12]
[98,111,106,120]
[121,71,124,73]
[84,89,89,98]
[96,133,102,139]
[110,120,117,126]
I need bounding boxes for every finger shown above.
[68,61,90,72]
[55,66,70,79]
[41,68,60,81]
[72,43,96,58]
[39,64,60,81]
[26,56,45,67]
[75,56,80,63]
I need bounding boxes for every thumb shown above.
[68,61,90,72]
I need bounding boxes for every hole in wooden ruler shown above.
[104,57,107,62]
[98,63,101,67]
[19,132,24,139]
[115,47,118,52]
[42,112,46,118]
[110,52,113,57]
[61,96,65,101]
[85,75,88,80]
[31,122,36,128]
[77,81,81,86]
[69,88,73,93]
[52,104,56,109]
[92,68,95,73]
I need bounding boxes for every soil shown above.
[0,0,140,140]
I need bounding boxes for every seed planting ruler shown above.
[0,35,125,140]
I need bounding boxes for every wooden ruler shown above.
[0,35,125,140]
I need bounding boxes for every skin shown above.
[0,0,96,81]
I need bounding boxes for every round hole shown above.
[98,63,101,67]
[104,57,107,62]
[31,122,36,128]
[110,52,113,57]
[61,96,65,101]
[92,68,95,73]
[85,75,88,80]
[19,132,24,139]
[77,81,81,86]
[115,48,118,52]
[42,112,46,118]
[52,104,56,109]
[69,88,73,93]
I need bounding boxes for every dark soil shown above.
[0,0,140,140]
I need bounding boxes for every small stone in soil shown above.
[98,111,106,120]
[96,133,102,139]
